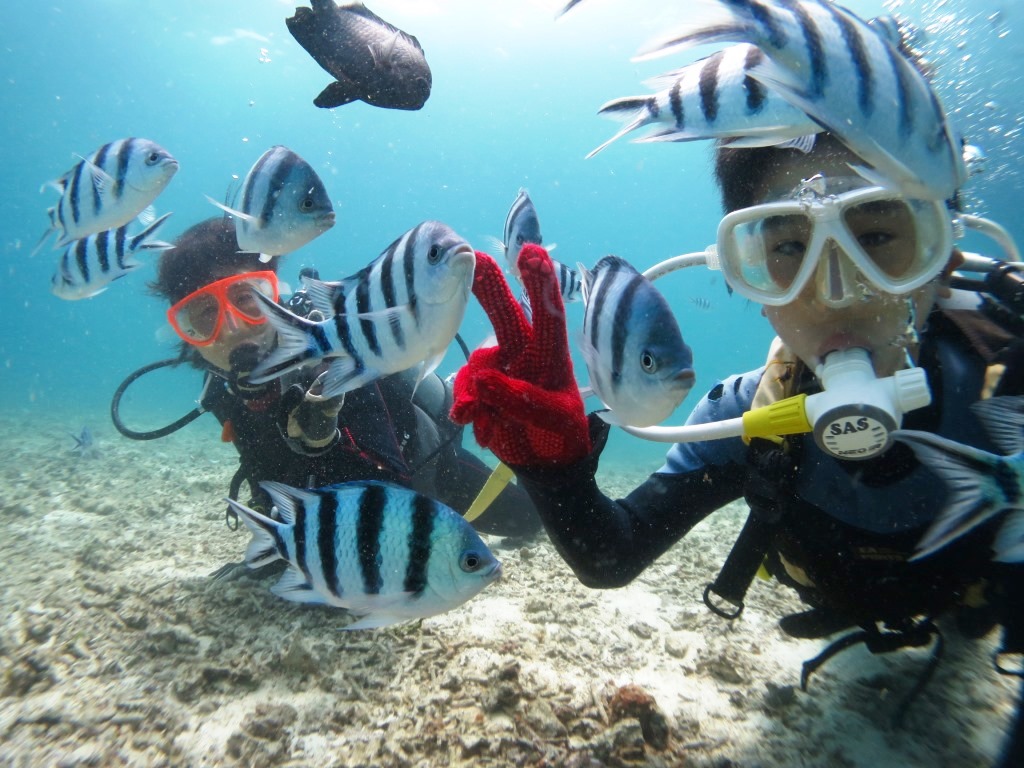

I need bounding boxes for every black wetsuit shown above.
[511,307,1023,762]
[202,367,541,538]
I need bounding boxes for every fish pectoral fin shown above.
[76,153,116,194]
[314,81,361,109]
[367,36,399,69]
[271,568,327,605]
[320,357,383,399]
[341,613,410,631]
[205,194,258,223]
[338,592,416,631]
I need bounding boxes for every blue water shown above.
[1,0,1021,471]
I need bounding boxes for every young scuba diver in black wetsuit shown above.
[141,216,540,538]
[448,131,1024,765]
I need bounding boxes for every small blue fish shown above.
[40,138,178,249]
[51,213,174,300]
[487,189,556,280]
[578,255,696,427]
[207,145,335,262]
[588,44,819,158]
[69,426,97,457]
[894,396,1024,562]
[225,480,501,629]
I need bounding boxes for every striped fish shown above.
[588,44,819,158]
[486,188,552,280]
[579,256,695,427]
[894,396,1024,563]
[41,138,178,249]
[519,257,583,322]
[207,145,335,262]
[635,0,966,201]
[249,220,475,398]
[50,213,174,300]
[225,480,502,629]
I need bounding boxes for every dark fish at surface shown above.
[286,0,432,111]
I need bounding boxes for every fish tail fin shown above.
[893,430,1013,560]
[248,293,328,383]
[129,212,174,251]
[633,0,752,61]
[224,497,284,568]
[588,97,656,158]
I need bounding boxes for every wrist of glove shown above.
[282,372,345,448]
[450,245,591,467]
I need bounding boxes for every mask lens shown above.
[761,214,813,292]
[842,198,919,280]
[173,292,221,342]
[227,277,273,320]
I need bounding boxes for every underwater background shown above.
[1,0,1021,471]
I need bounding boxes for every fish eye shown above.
[459,551,483,572]
[427,244,443,264]
[300,197,315,211]
[640,351,658,373]
[515,234,525,246]
[146,151,161,165]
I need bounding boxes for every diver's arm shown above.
[514,372,760,588]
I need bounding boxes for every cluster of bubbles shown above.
[887,1,1022,204]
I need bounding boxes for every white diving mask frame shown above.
[716,175,955,308]
[619,211,1020,460]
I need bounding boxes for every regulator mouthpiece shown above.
[806,348,931,459]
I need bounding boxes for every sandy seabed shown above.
[0,408,1017,768]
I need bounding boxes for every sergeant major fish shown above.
[286,0,432,111]
[39,138,178,250]
[579,255,695,428]
[51,213,174,300]
[225,480,502,629]
[588,44,819,158]
[207,145,335,262]
[894,396,1024,562]
[249,220,475,398]
[634,0,967,201]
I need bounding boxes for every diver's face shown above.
[751,150,944,377]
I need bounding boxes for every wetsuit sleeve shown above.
[513,371,762,588]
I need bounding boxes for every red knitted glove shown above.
[450,244,591,466]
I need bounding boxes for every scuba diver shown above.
[448,132,1024,764]
[112,216,541,539]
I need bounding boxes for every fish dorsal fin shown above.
[303,277,346,315]
[259,480,320,526]
[345,3,424,53]
[970,395,1024,455]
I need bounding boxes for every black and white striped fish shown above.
[40,138,178,249]
[50,213,174,300]
[588,44,819,158]
[249,220,475,398]
[635,0,966,201]
[207,145,335,262]
[579,256,695,428]
[487,188,553,280]
[894,396,1024,563]
[225,480,502,629]
[519,257,583,322]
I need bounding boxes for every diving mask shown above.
[717,175,954,307]
[168,271,279,346]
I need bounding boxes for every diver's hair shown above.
[149,217,277,305]
[713,132,852,212]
